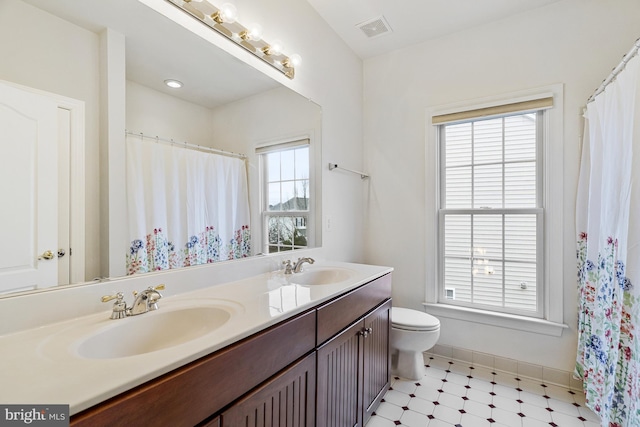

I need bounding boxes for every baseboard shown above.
[425,343,583,391]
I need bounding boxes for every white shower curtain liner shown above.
[576,53,640,426]
[125,134,250,275]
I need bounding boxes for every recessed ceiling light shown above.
[164,79,183,89]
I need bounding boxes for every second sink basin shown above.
[75,305,232,359]
[290,267,355,286]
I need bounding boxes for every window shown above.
[258,139,311,253]
[438,106,547,317]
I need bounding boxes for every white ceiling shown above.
[306,0,564,59]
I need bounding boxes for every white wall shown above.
[126,80,216,143]
[0,0,101,280]
[363,0,640,371]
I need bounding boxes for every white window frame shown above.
[257,138,315,254]
[424,85,567,336]
[438,111,544,318]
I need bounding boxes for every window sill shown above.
[422,303,568,337]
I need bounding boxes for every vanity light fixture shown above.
[164,79,183,88]
[167,0,302,79]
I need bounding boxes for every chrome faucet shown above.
[101,284,165,319]
[293,257,315,273]
[129,285,164,315]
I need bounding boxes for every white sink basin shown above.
[75,305,232,359]
[290,267,355,286]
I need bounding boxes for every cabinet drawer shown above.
[71,309,316,427]
[317,273,391,345]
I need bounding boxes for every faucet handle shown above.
[134,284,166,296]
[282,260,293,274]
[101,292,127,320]
[146,284,165,311]
[101,292,124,303]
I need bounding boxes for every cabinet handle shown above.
[359,327,374,338]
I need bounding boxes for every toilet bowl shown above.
[390,307,440,380]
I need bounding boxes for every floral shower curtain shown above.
[125,134,250,275]
[576,53,640,426]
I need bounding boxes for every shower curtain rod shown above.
[587,37,640,104]
[125,131,247,159]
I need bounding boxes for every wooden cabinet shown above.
[317,273,392,345]
[220,353,316,427]
[362,301,391,422]
[70,273,392,427]
[316,299,391,427]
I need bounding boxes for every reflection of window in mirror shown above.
[257,139,312,253]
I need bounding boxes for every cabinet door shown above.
[362,300,391,423]
[316,321,364,427]
[200,416,220,427]
[221,353,316,427]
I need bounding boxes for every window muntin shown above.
[261,143,310,253]
[439,111,542,316]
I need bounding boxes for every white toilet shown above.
[390,307,440,380]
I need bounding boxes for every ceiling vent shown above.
[356,16,392,39]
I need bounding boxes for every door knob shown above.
[38,250,55,260]
[57,249,66,258]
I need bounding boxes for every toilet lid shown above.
[391,307,440,331]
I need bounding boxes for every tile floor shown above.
[366,355,600,427]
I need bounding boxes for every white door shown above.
[0,81,58,294]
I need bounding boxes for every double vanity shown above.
[0,261,392,426]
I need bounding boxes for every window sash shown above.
[439,112,542,210]
[263,212,309,253]
[438,209,543,317]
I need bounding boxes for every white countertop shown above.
[0,261,392,415]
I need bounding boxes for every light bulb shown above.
[220,3,237,23]
[164,79,183,89]
[247,23,263,41]
[285,54,302,68]
[268,40,283,56]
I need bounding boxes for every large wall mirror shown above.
[0,0,321,296]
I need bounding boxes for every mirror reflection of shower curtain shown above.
[125,134,250,275]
